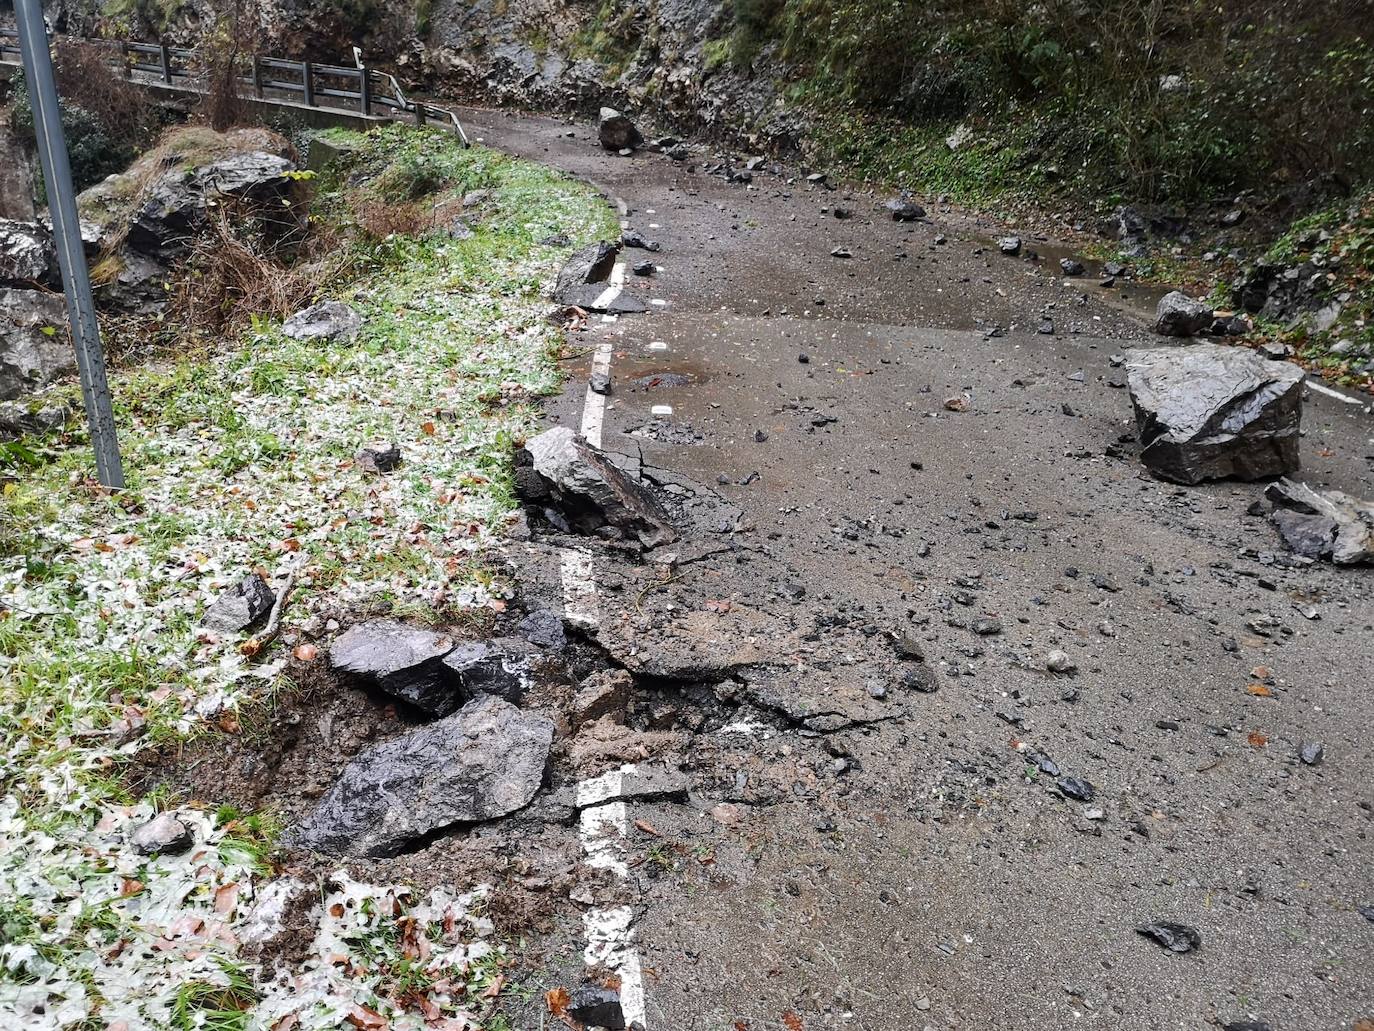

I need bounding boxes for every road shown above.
[460,107,1374,1031]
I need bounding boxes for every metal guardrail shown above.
[0,28,468,146]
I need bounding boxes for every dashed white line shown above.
[1306,379,1364,405]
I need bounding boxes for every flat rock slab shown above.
[329,619,461,716]
[201,573,275,633]
[442,637,541,702]
[291,694,554,857]
[1127,344,1303,484]
[282,300,362,342]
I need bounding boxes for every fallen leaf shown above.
[344,1005,387,1029]
[633,818,660,836]
[1251,665,1272,680]
[545,987,571,1017]
[293,643,319,661]
[216,713,241,734]
[421,421,436,435]
[119,878,144,896]
[1248,731,1269,748]
[783,1012,804,1031]
[213,882,239,914]
[705,598,733,613]
[482,974,506,998]
[280,537,302,552]
[238,638,262,658]
[1246,683,1273,697]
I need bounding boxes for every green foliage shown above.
[8,73,135,194]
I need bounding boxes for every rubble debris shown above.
[552,240,646,312]
[281,300,363,343]
[441,637,540,703]
[292,694,553,857]
[1135,921,1202,954]
[998,236,1022,256]
[517,607,567,651]
[0,218,56,285]
[1127,345,1303,484]
[517,427,677,547]
[131,812,194,856]
[1045,650,1077,674]
[1153,290,1214,337]
[1057,777,1095,802]
[328,619,460,716]
[621,228,661,252]
[200,573,275,633]
[567,984,626,1029]
[598,107,643,152]
[1299,741,1325,766]
[1060,258,1085,276]
[1265,478,1374,565]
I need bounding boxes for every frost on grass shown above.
[0,125,618,1029]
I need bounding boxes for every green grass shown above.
[0,122,617,1028]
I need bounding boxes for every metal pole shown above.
[14,0,125,489]
[358,66,371,116]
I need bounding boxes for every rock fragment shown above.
[201,573,276,633]
[357,442,401,473]
[574,669,634,726]
[1153,291,1214,337]
[997,236,1022,256]
[621,228,660,252]
[1058,777,1095,802]
[292,694,554,857]
[1127,345,1303,484]
[1136,921,1202,954]
[131,812,194,856]
[441,637,540,703]
[0,288,75,400]
[1266,478,1374,565]
[884,197,925,222]
[282,300,363,343]
[329,619,460,716]
[568,984,626,1029]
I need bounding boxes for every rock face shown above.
[0,220,55,286]
[0,288,74,401]
[517,426,677,546]
[330,619,461,716]
[1153,290,1214,337]
[1127,345,1304,484]
[1266,478,1374,564]
[282,300,363,342]
[598,108,643,151]
[201,574,276,633]
[291,694,554,857]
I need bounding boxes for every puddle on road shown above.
[984,235,1172,319]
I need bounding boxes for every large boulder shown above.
[1127,344,1304,484]
[517,426,677,546]
[0,288,73,401]
[124,152,300,257]
[598,108,643,152]
[1266,479,1374,565]
[0,220,55,287]
[290,694,554,857]
[329,619,462,716]
[1153,290,1214,337]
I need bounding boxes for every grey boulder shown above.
[291,694,554,857]
[1153,290,1214,337]
[329,619,461,716]
[518,426,677,547]
[1127,344,1303,484]
[598,108,643,152]
[282,300,362,343]
[201,573,275,633]
[0,288,74,400]
[998,236,1022,256]
[1266,478,1374,565]
[0,220,55,286]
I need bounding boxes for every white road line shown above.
[559,281,649,1028]
[1306,379,1364,405]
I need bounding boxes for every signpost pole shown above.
[14,0,125,489]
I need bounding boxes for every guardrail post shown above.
[301,60,314,106]
[415,101,426,126]
[159,43,172,83]
[359,66,371,116]
[249,55,261,97]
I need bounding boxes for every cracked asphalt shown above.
[460,106,1374,1031]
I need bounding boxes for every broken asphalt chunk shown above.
[1127,345,1303,485]
[517,427,676,547]
[1135,921,1202,953]
[568,983,626,1029]
[442,637,541,703]
[291,694,553,857]
[329,619,460,716]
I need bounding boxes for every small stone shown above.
[590,372,612,395]
[574,669,634,726]
[998,236,1022,256]
[894,634,924,661]
[568,983,626,1029]
[973,618,1002,636]
[1045,649,1076,674]
[358,442,401,473]
[517,608,567,650]
[1038,319,1055,335]
[632,260,656,276]
[1299,742,1324,766]
[200,573,275,634]
[1136,921,1202,954]
[901,666,938,693]
[1058,777,1095,802]
[131,812,194,856]
[1060,258,1086,276]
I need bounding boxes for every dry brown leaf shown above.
[1248,731,1269,748]
[213,882,239,914]
[1246,683,1273,697]
[421,421,437,436]
[633,818,661,836]
[783,1011,804,1031]
[120,878,144,896]
[293,643,319,661]
[545,987,571,1017]
[482,974,507,998]
[344,1005,387,1029]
